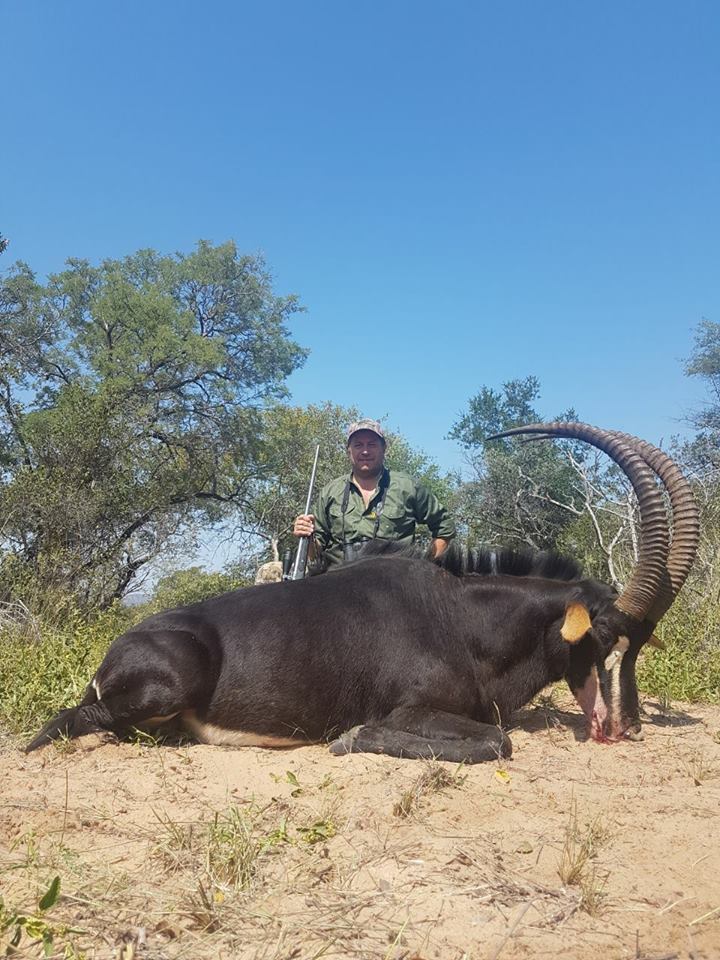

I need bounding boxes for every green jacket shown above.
[312,468,456,566]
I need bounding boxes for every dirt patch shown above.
[2,695,720,959]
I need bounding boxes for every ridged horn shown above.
[610,433,700,625]
[485,422,670,623]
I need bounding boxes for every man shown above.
[293,418,456,567]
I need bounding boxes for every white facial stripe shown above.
[604,635,629,738]
[603,635,630,672]
[608,656,621,725]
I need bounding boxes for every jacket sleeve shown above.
[412,483,456,540]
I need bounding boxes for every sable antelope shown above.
[26,424,699,762]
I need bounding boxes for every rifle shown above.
[290,444,321,580]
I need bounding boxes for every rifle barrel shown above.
[291,444,321,580]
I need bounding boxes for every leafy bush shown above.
[148,566,247,612]
[637,594,720,704]
[0,603,136,737]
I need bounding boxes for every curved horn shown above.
[485,422,670,622]
[610,433,700,625]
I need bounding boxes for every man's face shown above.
[347,431,385,478]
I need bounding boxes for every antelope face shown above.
[564,605,650,743]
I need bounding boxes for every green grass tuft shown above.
[637,597,720,705]
[0,603,137,738]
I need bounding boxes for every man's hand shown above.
[293,514,315,538]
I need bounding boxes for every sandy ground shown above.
[1,695,719,960]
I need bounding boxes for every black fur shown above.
[26,547,649,760]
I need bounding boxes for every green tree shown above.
[148,566,247,612]
[0,241,306,608]
[683,319,720,471]
[449,376,582,550]
[675,319,720,609]
[449,375,545,447]
[451,375,707,589]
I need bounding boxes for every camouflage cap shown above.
[346,418,385,444]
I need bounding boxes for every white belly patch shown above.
[182,712,309,748]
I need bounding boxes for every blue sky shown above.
[2,0,718,475]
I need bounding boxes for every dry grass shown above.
[578,864,609,918]
[681,749,717,786]
[2,774,533,957]
[557,801,612,916]
[392,759,466,818]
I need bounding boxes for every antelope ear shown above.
[561,602,592,644]
[647,633,665,650]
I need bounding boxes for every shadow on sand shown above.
[511,698,702,744]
